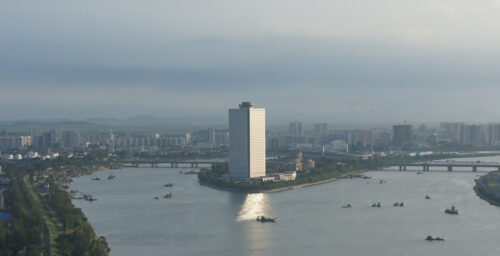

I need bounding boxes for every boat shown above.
[445,205,458,215]
[108,173,116,180]
[154,197,159,200]
[417,171,423,175]
[399,202,404,207]
[91,177,100,181]
[342,204,352,208]
[372,202,381,207]
[425,195,431,200]
[70,190,78,194]
[256,216,277,223]
[163,193,172,199]
[426,235,445,241]
[163,183,174,187]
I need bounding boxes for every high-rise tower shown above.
[229,102,266,178]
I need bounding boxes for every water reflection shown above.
[237,193,268,222]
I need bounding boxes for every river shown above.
[71,156,500,256]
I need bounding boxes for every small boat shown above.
[426,235,445,241]
[372,202,381,207]
[342,204,352,208]
[163,193,172,199]
[108,173,116,180]
[70,190,78,194]
[445,205,458,215]
[154,197,159,200]
[399,202,404,207]
[163,183,174,187]
[91,177,100,181]
[417,171,423,175]
[425,195,431,200]
[256,216,277,223]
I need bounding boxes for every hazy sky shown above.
[2,0,500,123]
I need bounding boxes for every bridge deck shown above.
[401,163,500,168]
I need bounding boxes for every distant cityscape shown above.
[2,121,500,158]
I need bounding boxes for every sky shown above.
[2,0,500,124]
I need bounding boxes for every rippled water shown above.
[72,157,500,256]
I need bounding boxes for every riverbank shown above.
[0,152,113,255]
[262,176,348,193]
[199,171,363,193]
[474,171,500,207]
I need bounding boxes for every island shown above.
[198,153,473,193]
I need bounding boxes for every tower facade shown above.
[229,102,266,178]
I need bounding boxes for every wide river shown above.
[72,156,500,256]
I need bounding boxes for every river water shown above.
[71,157,500,256]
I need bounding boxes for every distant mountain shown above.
[11,120,96,127]
[85,115,224,127]
[86,115,170,126]
[0,119,108,132]
[0,115,226,132]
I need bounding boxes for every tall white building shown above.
[229,102,266,178]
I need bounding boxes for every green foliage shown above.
[199,154,462,192]
[1,153,112,256]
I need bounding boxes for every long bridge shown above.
[119,159,227,168]
[393,161,500,172]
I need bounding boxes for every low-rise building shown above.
[276,171,297,181]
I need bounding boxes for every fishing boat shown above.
[426,235,445,241]
[445,205,458,215]
[256,216,277,223]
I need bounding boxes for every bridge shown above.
[119,159,227,168]
[393,161,500,172]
